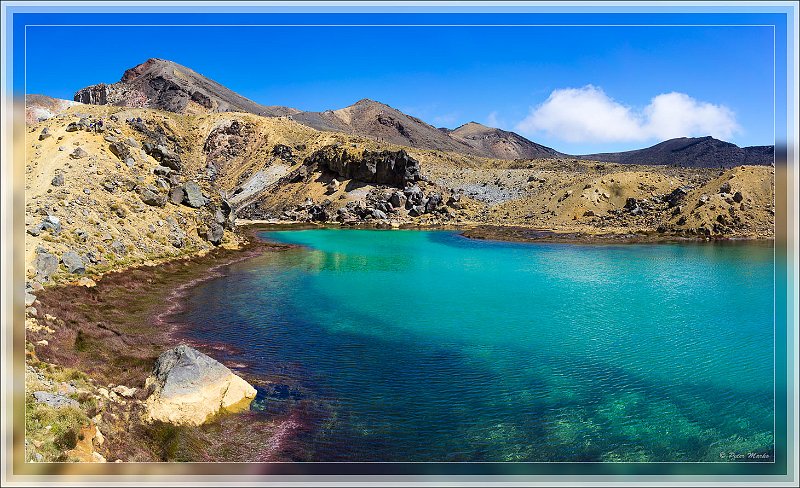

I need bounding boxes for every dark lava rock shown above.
[665,186,691,208]
[306,145,421,188]
[425,192,442,213]
[733,191,744,203]
[271,144,294,161]
[719,181,731,194]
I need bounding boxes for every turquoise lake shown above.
[174,229,775,462]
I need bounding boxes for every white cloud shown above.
[515,85,740,143]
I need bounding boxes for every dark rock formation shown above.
[306,145,421,188]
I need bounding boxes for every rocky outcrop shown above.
[144,345,257,426]
[74,84,109,105]
[306,145,421,187]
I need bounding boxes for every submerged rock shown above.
[144,345,256,426]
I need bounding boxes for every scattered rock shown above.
[34,252,58,281]
[112,385,137,398]
[182,181,205,208]
[138,188,167,207]
[206,223,224,245]
[32,391,79,409]
[144,345,257,426]
[70,147,88,159]
[325,179,340,194]
[733,191,744,203]
[50,173,64,186]
[168,186,185,205]
[61,251,85,274]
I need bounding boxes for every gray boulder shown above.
[168,187,185,205]
[61,251,85,274]
[182,181,206,208]
[51,173,64,186]
[34,252,58,281]
[206,223,224,245]
[144,344,257,426]
[110,240,127,255]
[33,391,80,409]
[139,188,167,207]
[143,143,182,171]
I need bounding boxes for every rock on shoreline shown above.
[144,344,256,426]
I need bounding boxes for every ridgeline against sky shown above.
[24,23,774,154]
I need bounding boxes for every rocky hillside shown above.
[291,99,476,154]
[579,136,773,168]
[26,94,78,125]
[74,58,298,117]
[447,121,564,160]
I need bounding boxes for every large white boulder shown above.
[144,345,257,426]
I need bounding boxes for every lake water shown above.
[174,229,775,462]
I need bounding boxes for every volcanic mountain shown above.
[578,136,773,168]
[73,58,298,117]
[447,121,565,160]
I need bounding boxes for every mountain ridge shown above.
[67,58,773,167]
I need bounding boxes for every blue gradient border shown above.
[2,1,797,485]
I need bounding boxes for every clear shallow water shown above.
[174,229,775,462]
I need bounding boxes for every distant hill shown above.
[292,99,478,155]
[448,122,564,160]
[578,136,773,167]
[292,100,564,160]
[73,58,298,117]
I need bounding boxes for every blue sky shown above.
[24,19,775,154]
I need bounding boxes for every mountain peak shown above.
[76,58,298,117]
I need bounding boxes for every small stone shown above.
[70,147,88,159]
